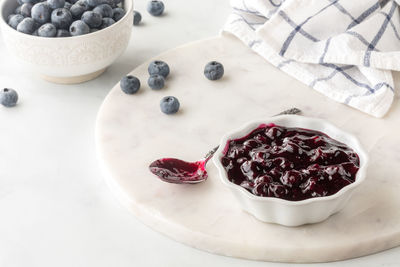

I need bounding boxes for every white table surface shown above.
[0,0,399,266]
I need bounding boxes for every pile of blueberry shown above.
[7,0,127,37]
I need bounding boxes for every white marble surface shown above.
[0,0,399,266]
[96,34,400,262]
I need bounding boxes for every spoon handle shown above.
[203,107,302,163]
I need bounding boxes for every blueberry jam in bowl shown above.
[213,115,368,227]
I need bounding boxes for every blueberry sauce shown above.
[149,158,207,183]
[221,124,360,201]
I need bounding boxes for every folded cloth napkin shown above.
[223,0,400,117]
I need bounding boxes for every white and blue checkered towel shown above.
[223,0,399,117]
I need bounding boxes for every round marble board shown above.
[95,34,400,263]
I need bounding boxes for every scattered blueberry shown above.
[112,7,125,21]
[16,17,36,34]
[8,14,24,29]
[81,11,102,28]
[148,60,170,78]
[133,10,141,25]
[0,88,18,107]
[47,0,65,9]
[99,17,115,28]
[38,23,57,37]
[147,0,164,16]
[31,2,52,24]
[56,29,70,37]
[204,61,224,80]
[120,75,140,94]
[93,4,113,17]
[64,1,72,9]
[20,3,33,17]
[148,74,165,90]
[51,8,73,29]
[69,20,90,36]
[160,96,180,114]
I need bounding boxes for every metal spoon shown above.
[149,108,302,184]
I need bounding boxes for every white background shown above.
[0,0,399,266]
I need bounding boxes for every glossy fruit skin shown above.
[16,17,36,34]
[69,20,90,36]
[0,88,18,107]
[38,23,57,37]
[148,60,170,78]
[133,10,141,25]
[31,2,52,24]
[147,74,165,90]
[160,96,180,114]
[147,0,164,16]
[51,8,73,29]
[81,11,102,28]
[120,75,140,94]
[204,61,224,80]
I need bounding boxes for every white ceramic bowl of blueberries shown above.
[0,0,133,83]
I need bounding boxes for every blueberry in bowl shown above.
[0,0,133,84]
[213,115,368,226]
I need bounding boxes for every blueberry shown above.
[69,4,85,19]
[133,10,141,25]
[93,4,113,17]
[0,88,18,107]
[69,20,90,36]
[16,17,36,34]
[64,1,72,9]
[148,60,169,78]
[86,0,108,7]
[17,0,24,4]
[68,0,80,4]
[31,2,52,24]
[76,0,90,9]
[14,6,22,15]
[160,96,180,114]
[81,11,102,28]
[90,28,99,32]
[8,14,24,29]
[38,23,57,37]
[120,75,140,94]
[20,3,33,17]
[147,0,164,16]
[51,8,73,29]
[32,29,38,35]
[21,0,40,3]
[112,7,125,21]
[148,74,165,90]
[56,29,70,37]
[47,0,65,9]
[204,61,224,80]
[99,17,115,28]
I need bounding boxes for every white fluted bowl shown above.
[213,115,368,227]
[0,0,133,84]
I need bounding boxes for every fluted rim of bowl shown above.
[0,0,133,40]
[213,115,369,206]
